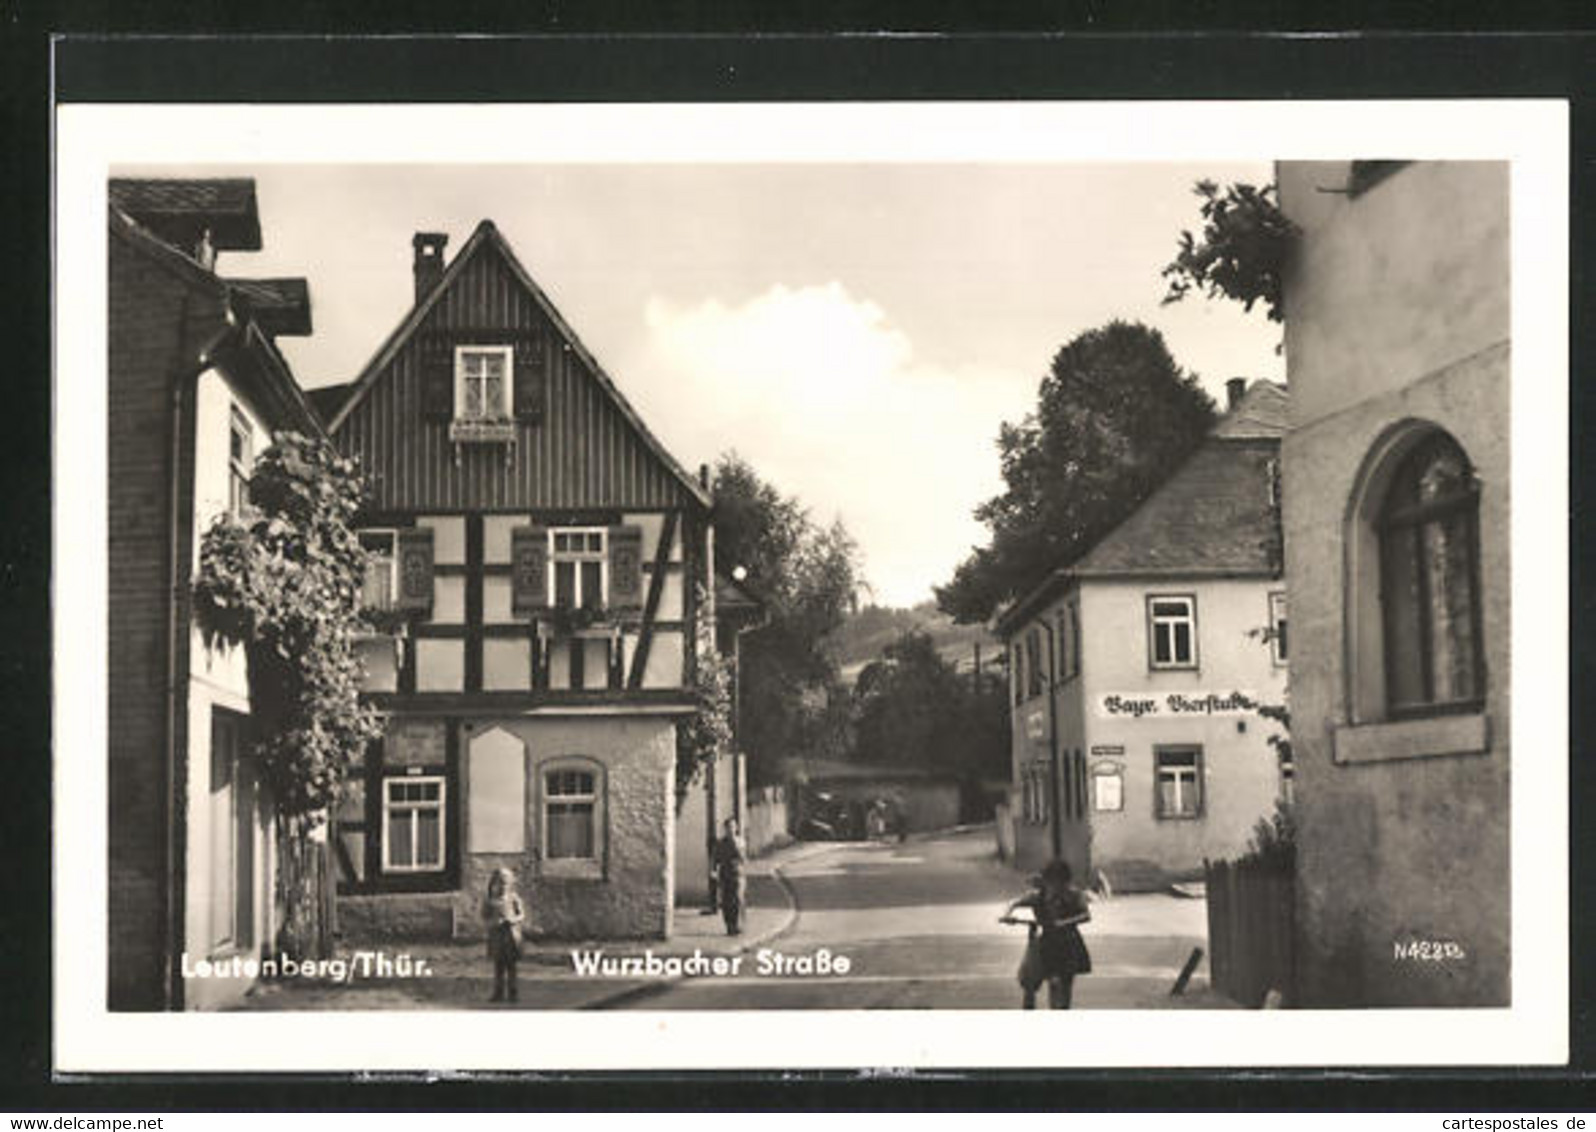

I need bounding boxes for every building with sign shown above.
[108,178,322,1009]
[995,379,1291,889]
[315,221,715,940]
[1276,161,1509,1006]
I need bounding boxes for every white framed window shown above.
[1154,746,1203,820]
[383,776,446,872]
[542,760,604,874]
[1093,764,1124,812]
[228,407,253,519]
[454,344,513,422]
[1269,591,1289,665]
[551,527,607,611]
[1148,594,1198,669]
[360,530,398,611]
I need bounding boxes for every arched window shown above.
[1376,432,1484,716]
[1346,423,1486,730]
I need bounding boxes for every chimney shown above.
[412,232,448,302]
[1226,377,1248,411]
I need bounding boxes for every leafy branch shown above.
[1162,180,1300,324]
[192,432,381,820]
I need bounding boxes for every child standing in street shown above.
[482,867,525,1003]
[1002,859,1093,1009]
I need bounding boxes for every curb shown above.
[580,851,810,1011]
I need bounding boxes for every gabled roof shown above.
[1211,380,1289,439]
[326,219,711,509]
[225,278,313,337]
[995,380,1287,638]
[1068,438,1279,578]
[108,178,262,252]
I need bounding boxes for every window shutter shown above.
[608,525,644,613]
[395,528,435,612]
[513,333,545,423]
[419,333,453,420]
[512,526,549,615]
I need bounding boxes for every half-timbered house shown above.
[319,221,714,941]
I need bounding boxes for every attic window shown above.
[455,345,513,422]
[448,344,517,451]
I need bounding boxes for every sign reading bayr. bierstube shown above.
[1095,691,1260,719]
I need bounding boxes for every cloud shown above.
[632,283,1034,607]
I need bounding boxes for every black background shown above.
[4,10,1594,1112]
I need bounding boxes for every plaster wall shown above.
[1279,160,1510,1006]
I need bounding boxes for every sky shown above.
[176,162,1283,607]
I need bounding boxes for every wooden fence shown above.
[1205,856,1296,1007]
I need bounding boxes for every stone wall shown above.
[453,715,677,941]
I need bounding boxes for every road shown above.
[620,827,1220,1010]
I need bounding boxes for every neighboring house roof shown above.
[108,178,262,252]
[1211,379,1289,439]
[1068,438,1280,578]
[325,219,712,509]
[225,278,313,337]
[995,380,1287,639]
[305,381,356,428]
[109,203,323,439]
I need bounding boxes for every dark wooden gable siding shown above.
[340,241,692,512]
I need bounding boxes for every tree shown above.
[936,320,1216,623]
[192,432,381,959]
[851,630,1009,780]
[712,453,863,782]
[676,585,733,812]
[1161,179,1299,324]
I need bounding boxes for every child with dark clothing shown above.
[482,867,525,1003]
[1002,859,1093,1009]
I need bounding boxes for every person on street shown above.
[713,817,747,936]
[482,866,526,1003]
[1002,858,1093,1009]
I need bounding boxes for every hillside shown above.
[830,601,1002,685]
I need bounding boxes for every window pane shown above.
[362,554,393,610]
[1152,600,1188,617]
[1158,776,1177,816]
[586,532,603,553]
[1382,523,1428,709]
[555,561,576,608]
[1153,624,1172,664]
[416,809,441,867]
[484,374,503,417]
[1173,622,1191,662]
[389,812,413,867]
[581,560,602,609]
[547,803,595,858]
[1424,512,1479,703]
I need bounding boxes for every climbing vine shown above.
[1162,180,1300,324]
[192,431,381,819]
[675,584,734,812]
